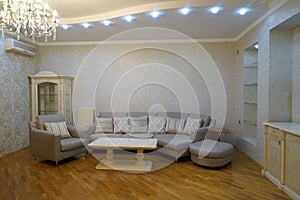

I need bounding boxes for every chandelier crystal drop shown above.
[0,0,59,42]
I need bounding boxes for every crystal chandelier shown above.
[0,0,59,42]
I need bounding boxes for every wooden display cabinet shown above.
[29,71,73,125]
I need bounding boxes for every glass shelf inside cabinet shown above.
[37,82,59,115]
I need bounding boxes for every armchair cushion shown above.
[44,121,71,139]
[61,138,85,152]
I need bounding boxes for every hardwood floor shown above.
[0,147,290,200]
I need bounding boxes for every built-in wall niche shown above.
[271,12,300,122]
[243,43,258,146]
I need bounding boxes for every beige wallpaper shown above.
[39,42,236,129]
[0,38,39,157]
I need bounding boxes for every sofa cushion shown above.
[130,116,148,133]
[61,138,84,152]
[95,117,113,133]
[183,117,203,135]
[90,133,122,142]
[202,116,211,127]
[154,134,192,151]
[44,121,71,139]
[148,116,166,134]
[189,139,233,159]
[166,117,185,134]
[113,116,130,133]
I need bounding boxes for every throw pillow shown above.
[148,116,166,134]
[130,116,148,133]
[44,121,71,139]
[183,117,203,135]
[166,117,185,134]
[202,116,211,127]
[113,116,130,133]
[95,117,113,133]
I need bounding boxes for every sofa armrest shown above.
[190,127,208,142]
[29,127,61,160]
[67,123,95,138]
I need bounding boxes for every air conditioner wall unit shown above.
[5,38,36,56]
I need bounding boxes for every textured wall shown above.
[0,38,39,157]
[38,42,236,128]
[292,27,300,122]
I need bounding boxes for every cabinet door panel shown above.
[266,128,283,181]
[285,133,300,195]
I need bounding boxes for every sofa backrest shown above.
[97,112,212,127]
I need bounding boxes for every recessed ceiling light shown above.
[238,8,248,16]
[210,6,221,14]
[179,7,191,15]
[102,20,112,26]
[81,23,91,28]
[150,10,162,18]
[123,15,135,22]
[60,24,71,30]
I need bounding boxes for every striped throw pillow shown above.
[166,117,185,134]
[44,121,71,139]
[95,117,113,133]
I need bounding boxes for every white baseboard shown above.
[264,171,284,190]
[283,186,300,200]
[263,170,300,200]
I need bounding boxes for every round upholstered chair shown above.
[189,139,234,167]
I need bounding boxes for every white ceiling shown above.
[41,0,283,43]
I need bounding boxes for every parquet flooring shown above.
[0,147,290,200]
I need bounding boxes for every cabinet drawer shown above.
[267,127,284,138]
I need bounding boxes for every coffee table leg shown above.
[106,149,114,165]
[136,149,145,166]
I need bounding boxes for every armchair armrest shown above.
[29,126,61,160]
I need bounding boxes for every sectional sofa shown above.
[88,112,215,161]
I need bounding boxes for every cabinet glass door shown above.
[37,82,58,115]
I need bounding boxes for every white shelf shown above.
[244,119,257,126]
[244,82,258,86]
[244,102,257,105]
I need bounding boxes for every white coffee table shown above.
[88,137,158,172]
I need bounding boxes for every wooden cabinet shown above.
[29,71,73,125]
[285,133,300,197]
[264,126,285,184]
[263,122,300,200]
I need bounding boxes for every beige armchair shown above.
[29,114,89,166]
